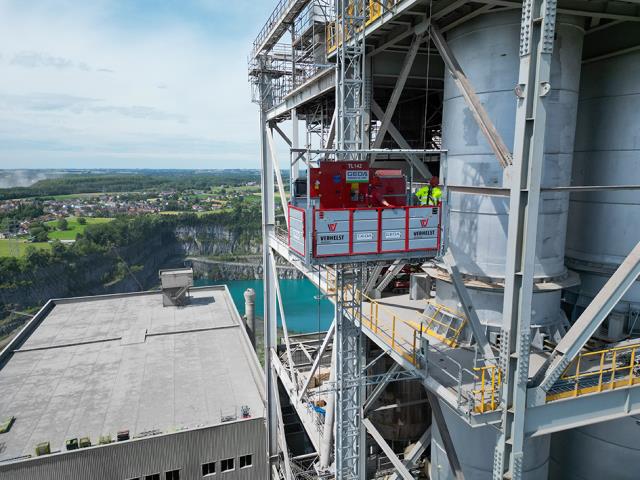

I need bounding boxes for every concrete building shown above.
[0,281,267,480]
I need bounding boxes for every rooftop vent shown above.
[159,268,194,307]
[35,442,50,456]
[0,416,15,434]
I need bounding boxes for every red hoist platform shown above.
[288,161,441,265]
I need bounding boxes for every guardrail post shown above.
[574,355,581,397]
[392,316,396,349]
[490,367,496,411]
[480,368,486,413]
[610,350,618,389]
[412,330,417,366]
[598,352,606,392]
[629,348,636,386]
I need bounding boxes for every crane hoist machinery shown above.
[288,160,441,264]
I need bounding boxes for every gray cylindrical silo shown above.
[435,10,585,335]
[564,48,640,336]
[431,11,585,479]
[550,45,640,480]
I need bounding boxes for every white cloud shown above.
[0,0,263,169]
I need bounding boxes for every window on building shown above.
[202,462,216,476]
[165,470,180,480]
[220,458,234,472]
[144,475,160,480]
[239,455,252,469]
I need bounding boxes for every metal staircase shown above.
[375,260,406,294]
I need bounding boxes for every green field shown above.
[50,192,106,200]
[46,217,113,240]
[158,210,228,216]
[210,185,260,195]
[0,239,51,257]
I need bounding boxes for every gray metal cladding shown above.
[352,209,378,254]
[289,207,306,255]
[564,48,640,316]
[408,207,439,250]
[441,10,585,279]
[315,210,349,233]
[380,208,406,252]
[312,207,439,256]
[314,210,350,256]
[0,419,267,480]
[430,398,550,480]
[433,11,584,479]
[551,45,640,480]
[567,49,640,268]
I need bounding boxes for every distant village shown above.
[0,182,259,238]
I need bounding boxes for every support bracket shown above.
[442,250,495,362]
[430,25,512,168]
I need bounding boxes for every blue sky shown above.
[0,0,276,169]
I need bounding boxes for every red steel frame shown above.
[292,204,442,259]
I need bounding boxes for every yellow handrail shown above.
[326,0,400,53]
[547,342,640,402]
[393,301,466,348]
[354,290,422,366]
[334,281,502,413]
[472,365,502,413]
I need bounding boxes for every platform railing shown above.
[413,303,466,348]
[472,365,502,413]
[547,341,640,402]
[252,0,295,57]
[344,290,422,366]
[326,283,502,414]
[326,0,400,53]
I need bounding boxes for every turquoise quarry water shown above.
[195,278,334,333]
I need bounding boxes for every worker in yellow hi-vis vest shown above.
[416,176,442,206]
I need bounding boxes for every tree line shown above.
[0,171,262,200]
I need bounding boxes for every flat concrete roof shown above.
[0,286,265,463]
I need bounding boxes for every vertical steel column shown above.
[334,0,367,477]
[336,0,366,159]
[258,58,279,469]
[292,108,300,184]
[493,1,558,479]
[335,266,365,479]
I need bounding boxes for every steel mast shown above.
[334,1,367,478]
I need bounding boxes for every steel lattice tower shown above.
[334,1,367,477]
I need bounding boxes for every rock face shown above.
[175,224,261,257]
[0,219,300,325]
[189,257,301,281]
[174,222,302,280]
[1,234,181,308]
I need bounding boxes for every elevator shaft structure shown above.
[335,267,364,479]
[334,2,367,476]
